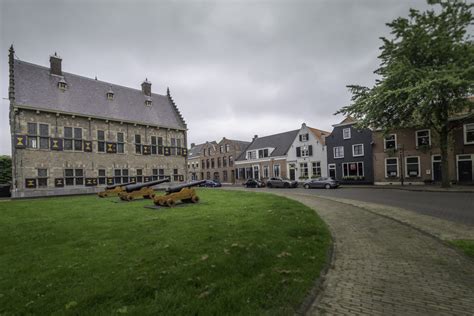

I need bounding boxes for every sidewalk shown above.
[338,184,474,193]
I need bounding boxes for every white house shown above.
[286,123,330,181]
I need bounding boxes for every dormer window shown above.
[106,87,114,100]
[145,96,152,106]
[58,78,67,90]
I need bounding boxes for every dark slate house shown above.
[325,117,374,184]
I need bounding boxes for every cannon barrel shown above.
[165,180,207,194]
[105,181,136,190]
[124,178,170,193]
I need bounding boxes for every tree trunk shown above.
[439,123,450,188]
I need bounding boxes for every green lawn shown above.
[0,189,330,315]
[450,240,474,258]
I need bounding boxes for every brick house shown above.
[235,130,299,182]
[286,123,330,181]
[200,138,249,184]
[187,143,204,181]
[325,117,374,184]
[8,46,188,198]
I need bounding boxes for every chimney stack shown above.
[141,78,151,96]
[50,52,62,76]
[253,135,258,141]
[191,143,196,148]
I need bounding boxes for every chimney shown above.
[190,143,196,148]
[253,135,258,141]
[141,78,151,96]
[50,52,62,76]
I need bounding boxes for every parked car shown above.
[242,179,265,188]
[303,177,339,189]
[265,177,298,188]
[199,180,222,187]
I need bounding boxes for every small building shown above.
[187,143,205,181]
[235,130,299,182]
[325,117,374,184]
[452,116,474,183]
[8,46,188,198]
[200,138,249,184]
[286,123,330,181]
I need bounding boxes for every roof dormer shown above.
[58,78,67,90]
[145,96,152,106]
[106,87,114,100]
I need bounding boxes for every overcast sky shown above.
[0,0,431,154]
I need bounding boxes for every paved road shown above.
[260,187,474,226]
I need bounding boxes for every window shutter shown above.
[296,147,301,157]
[309,145,313,156]
[299,135,302,141]
[306,133,309,140]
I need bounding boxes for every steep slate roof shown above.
[13,59,186,130]
[235,129,299,161]
[308,127,330,145]
[332,116,356,127]
[219,138,251,151]
[188,143,205,159]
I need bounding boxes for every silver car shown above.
[303,177,339,189]
[266,177,298,188]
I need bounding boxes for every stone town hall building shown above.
[8,46,188,198]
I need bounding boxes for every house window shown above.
[37,168,48,188]
[27,123,49,149]
[65,169,84,186]
[301,133,309,142]
[223,156,227,167]
[225,144,230,152]
[117,132,124,153]
[97,130,105,153]
[301,146,310,157]
[352,144,364,157]
[171,138,177,155]
[223,170,228,182]
[211,158,215,168]
[157,137,163,155]
[64,127,83,151]
[58,81,67,90]
[39,124,49,149]
[247,151,257,160]
[416,130,431,147]
[333,146,344,159]
[385,158,399,178]
[273,164,280,177]
[114,169,122,184]
[201,160,205,170]
[405,156,420,178]
[300,163,309,177]
[27,122,38,148]
[208,148,211,156]
[263,165,269,178]
[229,156,233,167]
[464,123,474,145]
[343,128,351,139]
[258,149,269,158]
[217,157,221,168]
[173,169,179,181]
[152,169,159,181]
[206,159,210,169]
[107,92,114,100]
[122,169,129,183]
[135,135,142,154]
[176,139,182,155]
[151,136,157,154]
[312,162,321,177]
[384,134,397,150]
[145,100,152,106]
[220,145,224,153]
[136,169,143,183]
[98,169,106,185]
[253,165,260,179]
[342,162,364,177]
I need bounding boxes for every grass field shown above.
[450,239,474,258]
[0,189,330,315]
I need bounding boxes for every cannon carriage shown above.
[118,178,170,201]
[97,181,137,198]
[153,180,206,207]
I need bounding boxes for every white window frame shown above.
[415,129,431,148]
[343,128,351,140]
[464,123,474,145]
[385,157,399,178]
[273,164,280,178]
[384,134,397,150]
[352,144,364,157]
[299,162,309,177]
[405,156,420,178]
[301,146,309,157]
[263,165,269,178]
[252,165,260,179]
[333,146,344,159]
[301,133,309,142]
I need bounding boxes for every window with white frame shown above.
[273,164,280,177]
[253,165,260,179]
[343,128,351,139]
[342,162,364,177]
[300,162,308,177]
[333,146,344,158]
[405,156,420,177]
[37,168,48,188]
[384,134,397,150]
[385,158,399,178]
[312,162,321,177]
[416,130,431,147]
[225,144,230,152]
[263,165,269,178]
[464,123,474,145]
[65,168,84,186]
[301,133,309,141]
[300,146,310,157]
[247,150,257,160]
[258,149,269,158]
[352,144,364,157]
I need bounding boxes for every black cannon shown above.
[98,180,137,198]
[154,180,207,206]
[119,178,170,201]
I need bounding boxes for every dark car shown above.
[303,177,339,189]
[266,177,298,188]
[199,180,222,187]
[242,179,265,188]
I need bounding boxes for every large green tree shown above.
[338,0,474,187]
[0,155,12,184]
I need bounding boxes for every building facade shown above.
[9,47,188,198]
[325,117,374,184]
[286,123,330,180]
[199,138,249,183]
[235,130,299,182]
[187,143,204,181]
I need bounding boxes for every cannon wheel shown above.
[166,199,176,207]
[191,195,200,203]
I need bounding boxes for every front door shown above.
[328,164,336,179]
[432,156,442,182]
[289,168,295,181]
[458,160,473,182]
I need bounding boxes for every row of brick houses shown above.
[8,47,188,198]
[201,116,473,186]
